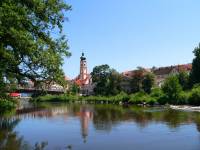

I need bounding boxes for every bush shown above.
[161,76,182,104]
[129,92,156,105]
[33,94,79,102]
[113,92,130,103]
[176,91,190,105]
[0,98,16,110]
[151,88,163,98]
[188,86,200,105]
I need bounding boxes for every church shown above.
[74,53,94,95]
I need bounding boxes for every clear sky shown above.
[62,0,200,79]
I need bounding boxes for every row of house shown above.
[121,64,192,92]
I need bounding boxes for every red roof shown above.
[75,76,90,86]
[153,64,192,76]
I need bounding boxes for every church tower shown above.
[80,53,88,84]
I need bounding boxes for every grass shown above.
[32,86,200,106]
[32,92,159,105]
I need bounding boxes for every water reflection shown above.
[9,104,200,132]
[79,106,93,143]
[0,117,48,150]
[0,103,200,149]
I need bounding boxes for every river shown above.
[0,103,200,150]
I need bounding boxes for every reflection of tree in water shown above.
[0,118,48,150]
[159,109,190,128]
[34,142,48,150]
[130,111,153,128]
[93,105,125,131]
[0,118,24,150]
[193,112,200,132]
[91,105,200,132]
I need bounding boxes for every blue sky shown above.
[62,0,200,79]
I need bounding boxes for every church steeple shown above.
[80,52,86,61]
[80,52,88,82]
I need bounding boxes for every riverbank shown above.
[0,97,18,111]
[31,87,200,106]
[31,92,158,105]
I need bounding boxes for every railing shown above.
[17,87,65,93]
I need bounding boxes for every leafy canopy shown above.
[91,64,122,96]
[190,44,200,86]
[130,67,155,94]
[0,0,71,93]
[162,75,182,103]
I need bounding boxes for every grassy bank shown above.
[32,86,200,106]
[31,93,160,105]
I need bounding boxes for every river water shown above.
[0,103,200,150]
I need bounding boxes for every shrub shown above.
[0,98,16,110]
[114,92,130,103]
[188,86,200,105]
[161,76,182,104]
[151,88,163,98]
[129,92,156,105]
[176,91,189,105]
[33,94,79,102]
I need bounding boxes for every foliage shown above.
[69,83,80,95]
[188,86,200,105]
[0,98,16,111]
[190,43,200,86]
[161,76,182,104]
[130,68,155,94]
[33,94,79,102]
[129,92,156,105]
[32,86,200,106]
[91,65,122,96]
[130,68,144,93]
[150,88,164,98]
[177,91,190,105]
[177,71,189,90]
[142,73,155,94]
[0,0,71,96]
[107,70,123,95]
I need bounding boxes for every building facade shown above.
[152,64,192,87]
[121,64,192,91]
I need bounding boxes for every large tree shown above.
[190,44,200,86]
[91,65,122,96]
[130,67,145,93]
[177,71,189,90]
[142,73,155,94]
[0,0,71,94]
[162,76,182,103]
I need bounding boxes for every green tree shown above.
[190,44,200,86]
[70,83,80,95]
[142,73,155,94]
[130,68,145,93]
[107,69,122,95]
[0,0,71,96]
[177,71,189,90]
[91,65,122,96]
[161,76,182,104]
[188,86,200,105]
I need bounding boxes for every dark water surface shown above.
[1,103,200,150]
